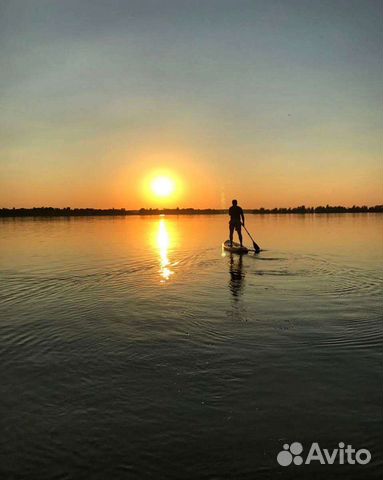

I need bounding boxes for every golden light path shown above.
[157,218,174,282]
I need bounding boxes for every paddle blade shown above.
[243,224,260,253]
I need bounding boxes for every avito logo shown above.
[277,442,371,467]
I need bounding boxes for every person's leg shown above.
[229,223,234,245]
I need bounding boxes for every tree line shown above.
[0,205,382,217]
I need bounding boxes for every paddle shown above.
[242,223,261,253]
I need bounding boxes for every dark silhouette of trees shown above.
[0,207,133,217]
[250,205,380,214]
[0,205,381,217]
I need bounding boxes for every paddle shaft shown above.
[242,224,260,252]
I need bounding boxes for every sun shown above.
[143,169,182,205]
[151,176,175,198]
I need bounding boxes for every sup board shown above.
[223,240,249,254]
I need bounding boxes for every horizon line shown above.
[1,203,383,210]
[1,204,382,217]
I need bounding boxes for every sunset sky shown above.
[1,0,382,209]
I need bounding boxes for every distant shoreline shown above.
[1,205,382,217]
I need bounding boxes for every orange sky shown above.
[1,138,381,209]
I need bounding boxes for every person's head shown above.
[232,199,238,206]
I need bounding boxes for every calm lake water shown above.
[0,214,382,479]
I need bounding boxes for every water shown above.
[0,214,382,479]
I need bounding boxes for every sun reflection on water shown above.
[157,219,174,282]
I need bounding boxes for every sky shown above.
[0,0,382,209]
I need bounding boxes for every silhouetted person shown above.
[229,199,245,246]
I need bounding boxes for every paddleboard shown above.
[223,240,249,254]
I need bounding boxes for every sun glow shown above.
[151,176,175,198]
[141,164,183,207]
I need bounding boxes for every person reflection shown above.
[228,253,245,298]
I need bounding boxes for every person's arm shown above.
[241,208,245,225]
